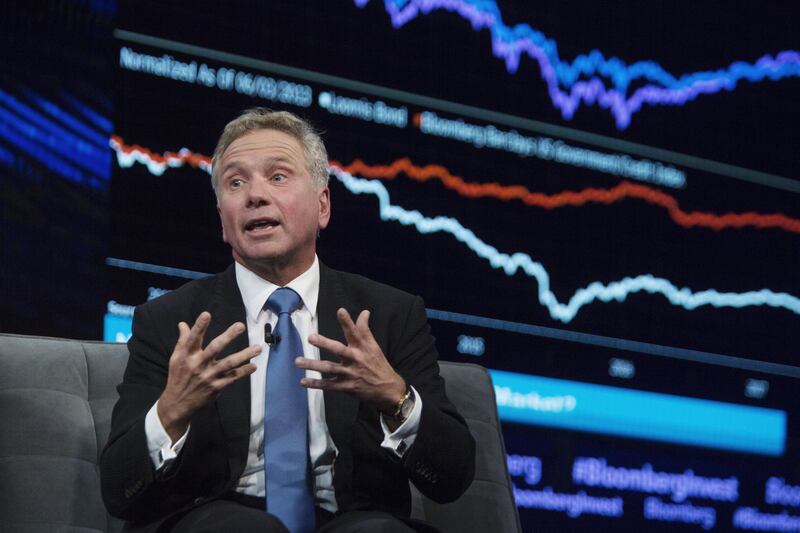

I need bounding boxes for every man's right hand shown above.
[157,311,260,442]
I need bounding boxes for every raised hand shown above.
[157,311,261,441]
[299,308,407,414]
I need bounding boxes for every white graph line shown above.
[331,167,800,322]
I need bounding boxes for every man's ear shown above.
[218,205,228,243]
[318,186,331,230]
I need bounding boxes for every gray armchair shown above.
[0,333,521,532]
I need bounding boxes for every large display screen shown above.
[2,2,799,531]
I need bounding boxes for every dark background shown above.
[1,1,798,531]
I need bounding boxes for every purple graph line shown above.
[354,0,800,130]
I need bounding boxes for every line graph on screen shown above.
[109,135,800,323]
[330,158,800,234]
[353,0,800,129]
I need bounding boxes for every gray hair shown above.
[210,108,329,197]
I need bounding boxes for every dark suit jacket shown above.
[100,262,475,530]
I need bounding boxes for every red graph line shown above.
[109,135,799,235]
[330,158,800,234]
[110,135,212,170]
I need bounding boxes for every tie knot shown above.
[265,287,302,316]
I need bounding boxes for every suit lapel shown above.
[207,265,251,482]
[317,263,360,457]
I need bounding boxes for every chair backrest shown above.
[0,333,520,533]
[411,362,522,533]
[0,333,127,533]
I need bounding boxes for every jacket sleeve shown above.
[99,303,193,521]
[392,296,476,502]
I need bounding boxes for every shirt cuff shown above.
[144,400,189,470]
[380,386,422,457]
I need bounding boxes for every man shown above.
[100,108,475,532]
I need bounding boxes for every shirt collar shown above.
[235,255,320,322]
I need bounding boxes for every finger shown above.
[295,357,349,377]
[174,321,191,351]
[336,308,359,345]
[355,309,370,329]
[308,332,351,360]
[169,322,194,366]
[355,310,377,343]
[200,321,246,362]
[186,312,212,349]
[213,345,262,375]
[300,376,347,391]
[211,362,257,390]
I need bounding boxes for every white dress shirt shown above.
[144,256,422,512]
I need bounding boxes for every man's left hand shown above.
[299,308,407,413]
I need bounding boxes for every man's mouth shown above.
[244,218,279,232]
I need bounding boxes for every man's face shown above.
[216,129,330,282]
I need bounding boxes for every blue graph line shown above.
[331,167,800,322]
[380,0,798,90]
[356,0,800,128]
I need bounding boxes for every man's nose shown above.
[246,176,271,207]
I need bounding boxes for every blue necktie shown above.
[263,287,314,532]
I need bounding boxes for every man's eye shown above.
[271,173,287,183]
[229,178,243,188]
